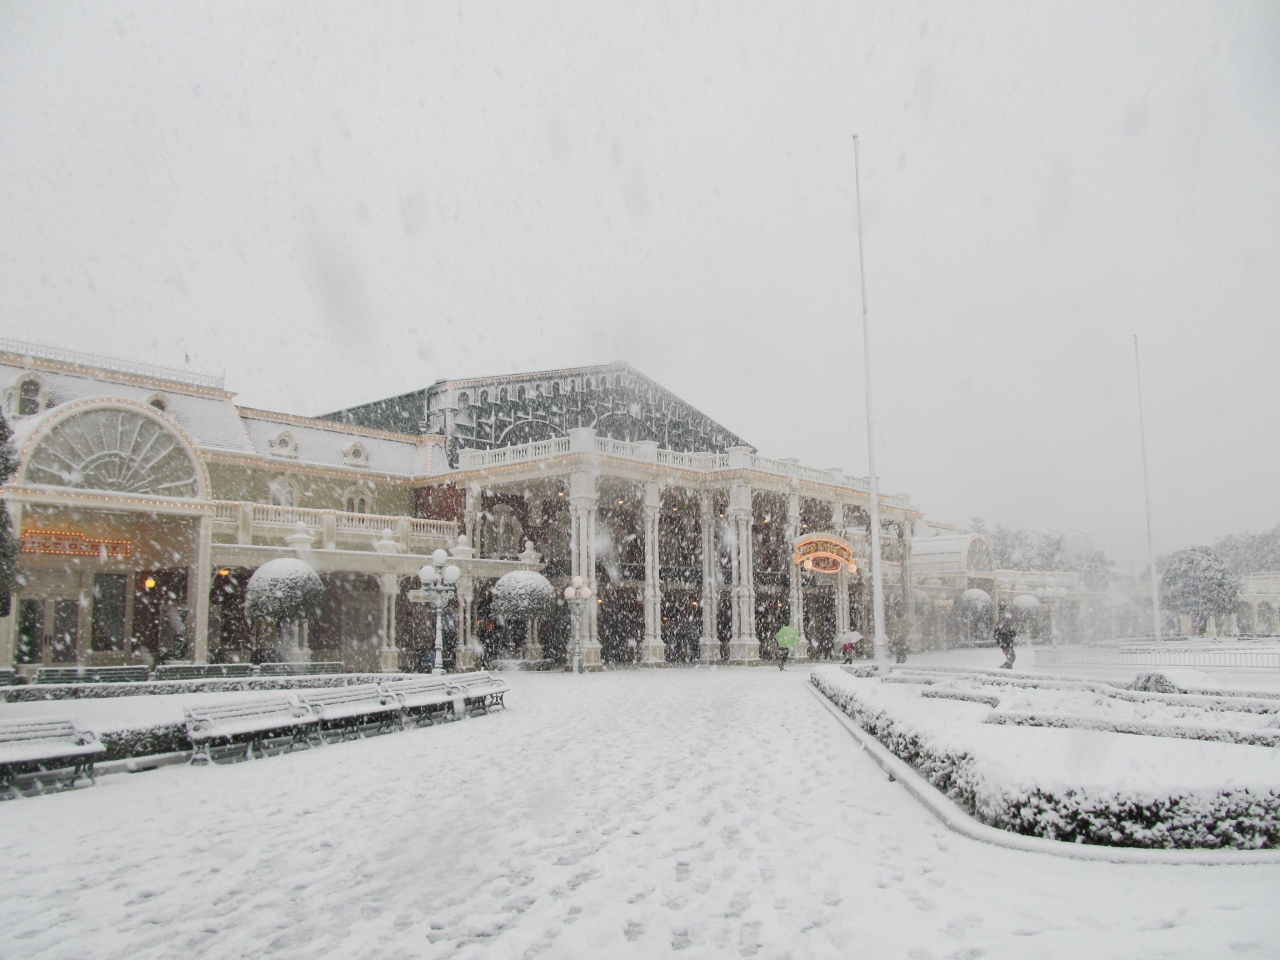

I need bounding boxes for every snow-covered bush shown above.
[246,558,324,659]
[490,570,557,623]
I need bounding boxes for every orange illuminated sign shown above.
[20,530,132,559]
[793,533,857,574]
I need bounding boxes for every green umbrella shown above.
[774,625,800,649]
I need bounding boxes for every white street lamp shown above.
[410,547,461,675]
[563,575,594,674]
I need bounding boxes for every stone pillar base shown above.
[379,648,402,672]
[526,644,543,662]
[641,640,666,666]
[582,641,603,670]
[793,639,809,663]
[456,645,478,671]
[728,639,760,664]
[699,638,722,663]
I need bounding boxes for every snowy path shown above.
[1,669,1277,959]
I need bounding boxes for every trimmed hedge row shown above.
[813,670,1280,850]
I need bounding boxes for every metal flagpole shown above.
[853,135,888,663]
[1134,335,1162,641]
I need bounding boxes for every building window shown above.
[551,382,560,397]
[344,442,370,467]
[458,392,469,407]
[343,486,373,514]
[499,388,508,403]
[480,390,489,404]
[517,386,526,402]
[269,477,298,507]
[146,393,168,413]
[15,377,43,417]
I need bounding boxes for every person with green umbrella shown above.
[774,624,800,670]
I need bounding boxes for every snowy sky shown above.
[2,2,1278,570]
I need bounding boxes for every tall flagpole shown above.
[1134,335,1162,641]
[853,135,888,663]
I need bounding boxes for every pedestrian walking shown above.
[994,615,1017,669]
[774,625,799,670]
[841,631,861,663]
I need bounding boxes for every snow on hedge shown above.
[811,665,1280,849]
[490,570,557,622]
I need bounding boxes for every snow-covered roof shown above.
[0,360,254,453]
[238,410,448,477]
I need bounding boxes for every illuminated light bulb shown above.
[144,577,157,589]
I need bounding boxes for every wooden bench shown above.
[184,696,319,764]
[446,671,510,715]
[258,662,345,677]
[35,666,150,684]
[0,669,17,687]
[380,676,459,725]
[296,685,404,741]
[0,717,106,797]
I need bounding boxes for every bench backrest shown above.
[259,662,345,677]
[35,666,150,684]
[298,685,389,707]
[449,672,503,690]
[0,669,17,687]
[210,664,256,678]
[382,677,453,696]
[153,665,207,681]
[0,717,85,744]
[186,696,306,725]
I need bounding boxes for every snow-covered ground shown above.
[2,667,1278,959]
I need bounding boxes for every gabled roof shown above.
[324,361,751,455]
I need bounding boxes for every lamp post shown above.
[563,575,594,674]
[409,548,461,675]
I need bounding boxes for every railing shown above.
[452,432,913,507]
[1035,647,1280,671]
[0,337,226,390]
[212,501,458,545]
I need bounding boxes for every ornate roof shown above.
[322,362,752,464]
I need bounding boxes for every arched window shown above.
[15,377,43,417]
[344,490,370,513]
[534,383,543,397]
[269,477,298,507]
[458,392,469,407]
[551,382,560,397]
[517,386,526,402]
[499,388,508,403]
[480,390,488,404]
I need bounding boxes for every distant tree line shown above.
[970,518,1114,590]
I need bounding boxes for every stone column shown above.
[641,480,665,665]
[76,568,93,665]
[786,491,807,662]
[569,469,602,668]
[191,514,213,664]
[463,483,480,552]
[455,575,477,670]
[698,491,720,662]
[378,573,401,671]
[727,482,759,664]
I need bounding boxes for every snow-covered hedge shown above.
[490,570,557,622]
[812,666,1280,849]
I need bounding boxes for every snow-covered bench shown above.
[296,685,404,741]
[446,672,509,715]
[0,669,16,687]
[258,661,345,677]
[380,676,460,724]
[35,665,150,684]
[185,696,318,764]
[0,717,105,797]
[152,663,257,681]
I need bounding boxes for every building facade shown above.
[0,344,1129,676]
